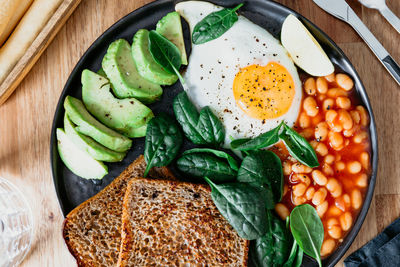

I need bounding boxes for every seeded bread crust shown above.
[117,178,249,267]
[63,155,176,267]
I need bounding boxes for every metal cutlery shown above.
[359,0,400,34]
[313,0,400,86]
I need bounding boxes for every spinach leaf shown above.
[230,122,282,151]
[148,30,185,83]
[250,210,291,267]
[173,92,224,146]
[279,124,319,168]
[205,178,268,240]
[177,149,238,182]
[192,3,243,44]
[182,148,238,170]
[237,150,283,208]
[290,204,324,267]
[144,113,182,177]
[197,107,225,146]
[283,240,303,267]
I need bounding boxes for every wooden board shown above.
[0,0,82,105]
[0,0,398,266]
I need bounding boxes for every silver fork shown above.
[313,0,400,86]
[359,0,400,34]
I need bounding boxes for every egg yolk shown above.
[233,62,295,120]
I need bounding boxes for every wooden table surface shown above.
[0,0,398,266]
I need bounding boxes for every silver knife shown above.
[313,0,400,86]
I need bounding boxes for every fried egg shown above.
[176,1,302,147]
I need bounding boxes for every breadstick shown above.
[0,0,63,85]
[0,0,33,46]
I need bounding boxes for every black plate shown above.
[50,0,378,266]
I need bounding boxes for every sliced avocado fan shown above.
[132,29,178,85]
[64,113,126,162]
[156,11,188,65]
[102,39,163,103]
[64,95,132,152]
[81,69,153,138]
[57,128,108,180]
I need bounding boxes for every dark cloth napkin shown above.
[344,216,400,267]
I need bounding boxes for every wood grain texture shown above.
[0,0,398,266]
[0,0,81,105]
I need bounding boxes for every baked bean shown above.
[283,161,292,176]
[328,206,342,216]
[321,239,336,256]
[312,188,328,205]
[315,122,329,141]
[300,128,314,139]
[329,132,344,150]
[327,178,342,198]
[336,97,351,109]
[328,225,342,239]
[348,161,362,174]
[356,174,368,188]
[325,110,337,124]
[325,154,335,164]
[323,98,335,111]
[343,128,354,137]
[293,183,307,196]
[335,161,345,171]
[292,163,312,173]
[356,106,369,126]
[327,88,347,98]
[275,203,290,220]
[331,122,343,133]
[360,152,370,169]
[336,73,354,91]
[327,218,339,227]
[298,174,311,186]
[322,163,334,176]
[305,77,317,95]
[350,110,361,124]
[304,96,319,117]
[338,110,353,130]
[325,73,335,82]
[340,212,353,231]
[310,140,319,149]
[312,114,324,125]
[305,187,316,200]
[316,143,329,156]
[354,131,368,144]
[316,77,328,94]
[317,201,329,218]
[292,195,306,206]
[343,194,351,206]
[312,170,328,186]
[335,197,346,212]
[299,112,311,128]
[352,189,362,209]
[335,155,342,161]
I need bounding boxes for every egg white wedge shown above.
[281,14,334,76]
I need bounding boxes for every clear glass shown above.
[0,177,33,267]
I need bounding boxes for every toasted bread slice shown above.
[63,155,176,267]
[117,178,249,266]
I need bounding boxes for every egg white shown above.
[176,1,302,147]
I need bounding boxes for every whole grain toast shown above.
[63,155,176,267]
[117,178,249,267]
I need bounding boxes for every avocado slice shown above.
[102,39,163,103]
[81,69,153,138]
[156,11,187,65]
[132,29,178,85]
[64,95,132,152]
[57,128,108,180]
[64,114,126,162]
